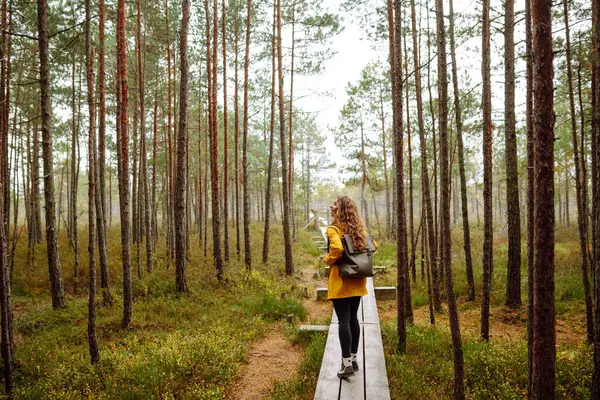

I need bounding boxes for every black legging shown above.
[332,296,361,358]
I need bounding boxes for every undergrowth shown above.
[381,321,591,399]
[9,224,310,399]
[6,220,594,399]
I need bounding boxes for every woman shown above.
[322,195,377,378]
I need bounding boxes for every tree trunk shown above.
[242,0,253,271]
[525,0,534,392]
[448,0,474,301]
[204,0,223,279]
[165,0,174,261]
[480,0,493,341]
[136,0,152,274]
[360,121,369,230]
[591,0,600,396]
[391,0,407,354]
[262,0,277,265]
[0,56,12,392]
[222,0,230,262]
[97,0,112,306]
[380,90,391,239]
[563,0,593,344]
[203,106,209,257]
[116,0,132,328]
[276,0,294,276]
[435,0,465,395]
[403,29,415,283]
[70,39,80,296]
[426,2,439,277]
[410,0,440,313]
[234,6,241,259]
[132,95,140,278]
[289,4,296,240]
[578,56,591,270]
[37,0,66,309]
[32,118,42,244]
[531,0,556,396]
[175,0,190,293]
[85,0,99,363]
[504,0,521,309]
[242,0,253,266]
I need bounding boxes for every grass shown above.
[371,224,592,399]
[5,220,594,399]
[8,224,312,399]
[381,321,591,399]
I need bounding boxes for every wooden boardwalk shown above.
[314,278,391,399]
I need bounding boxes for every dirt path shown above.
[226,326,303,400]
[227,248,330,399]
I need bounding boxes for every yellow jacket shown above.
[323,225,377,300]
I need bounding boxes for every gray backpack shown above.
[329,233,376,279]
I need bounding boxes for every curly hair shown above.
[331,196,368,251]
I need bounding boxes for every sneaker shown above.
[337,362,354,379]
[352,360,359,371]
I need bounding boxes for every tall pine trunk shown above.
[480,0,493,341]
[136,0,152,274]
[262,1,276,265]
[175,0,190,293]
[116,0,132,328]
[97,0,112,305]
[504,0,521,308]
[392,0,407,354]
[410,0,439,313]
[222,0,230,262]
[70,40,80,296]
[525,0,534,393]
[276,0,294,276]
[0,2,12,390]
[563,0,593,344]
[435,0,465,396]
[288,4,296,240]
[243,0,253,270]
[37,0,66,309]
[234,8,241,259]
[85,0,99,362]
[448,0,474,301]
[531,0,556,396]
[403,29,415,283]
[165,0,174,261]
[591,0,600,395]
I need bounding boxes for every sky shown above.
[288,0,570,185]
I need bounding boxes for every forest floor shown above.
[5,223,593,399]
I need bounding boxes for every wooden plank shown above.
[314,324,344,400]
[339,329,365,399]
[362,278,380,324]
[299,325,329,332]
[363,323,391,400]
[374,287,397,301]
[317,288,328,301]
[315,322,366,400]
[315,276,391,400]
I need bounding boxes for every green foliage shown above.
[9,224,316,399]
[382,322,591,399]
[241,294,307,321]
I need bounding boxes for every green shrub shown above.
[240,294,306,321]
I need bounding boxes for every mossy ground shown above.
[6,222,593,399]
